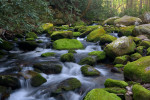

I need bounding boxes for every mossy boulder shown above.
[25,38,35,41]
[99,34,117,44]
[104,37,136,59]
[124,56,150,83]
[73,32,81,37]
[119,25,135,36]
[52,78,81,94]
[79,57,96,66]
[0,75,20,90]
[33,61,62,74]
[88,51,106,61]
[114,64,124,68]
[53,39,84,50]
[81,65,100,76]
[104,25,120,33]
[136,46,144,55]
[84,88,121,100]
[26,32,37,39]
[147,47,150,55]
[51,31,73,41]
[41,23,53,32]
[86,27,106,42]
[133,24,150,38]
[60,53,75,62]
[0,41,13,51]
[103,87,126,94]
[139,40,150,48]
[41,52,55,57]
[18,41,38,51]
[68,50,77,53]
[30,72,47,87]
[132,84,150,100]
[114,55,130,64]
[114,15,142,26]
[104,78,128,88]
[103,16,120,25]
[61,25,69,30]
[133,37,142,44]
[73,21,86,26]
[130,53,142,61]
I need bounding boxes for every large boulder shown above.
[104,37,136,58]
[140,12,150,24]
[133,24,150,38]
[132,84,150,100]
[84,88,121,100]
[124,56,150,83]
[103,16,120,25]
[51,31,73,41]
[53,39,84,50]
[33,61,62,74]
[86,27,106,42]
[114,16,142,26]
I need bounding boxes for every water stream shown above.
[0,34,123,100]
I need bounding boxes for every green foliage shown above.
[0,0,52,32]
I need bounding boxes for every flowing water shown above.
[0,33,123,100]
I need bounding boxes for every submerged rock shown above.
[53,39,84,50]
[124,56,150,83]
[114,15,142,26]
[104,37,136,59]
[33,61,62,74]
[84,88,121,100]
[81,65,100,76]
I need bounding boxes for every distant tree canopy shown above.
[0,0,52,33]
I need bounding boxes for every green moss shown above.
[124,56,150,83]
[60,53,75,62]
[88,51,106,61]
[119,26,135,36]
[132,84,150,100]
[84,88,121,100]
[41,23,53,32]
[86,27,106,42]
[104,26,120,33]
[68,50,77,53]
[133,37,142,44]
[61,25,69,30]
[41,52,55,57]
[139,40,150,48]
[103,87,126,94]
[130,53,142,61]
[51,31,73,40]
[73,32,81,37]
[79,57,96,66]
[26,38,35,41]
[74,21,86,26]
[54,78,81,93]
[136,46,144,55]
[114,55,130,64]
[53,39,84,50]
[104,37,136,58]
[37,40,43,43]
[0,41,13,51]
[81,65,100,76]
[99,34,117,44]
[104,78,128,88]
[31,74,47,87]
[147,47,150,55]
[103,17,120,25]
[26,32,37,39]
[14,38,18,41]
[114,64,124,68]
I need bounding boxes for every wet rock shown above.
[0,86,10,100]
[114,55,130,64]
[132,84,150,100]
[104,37,136,59]
[81,65,100,76]
[84,88,121,100]
[88,51,106,62]
[124,56,150,83]
[79,57,96,66]
[60,53,75,62]
[111,67,122,73]
[139,40,150,48]
[0,75,20,90]
[119,25,135,36]
[99,34,117,44]
[53,39,84,50]
[140,12,150,24]
[130,53,142,61]
[0,41,13,51]
[68,50,77,53]
[52,78,81,95]
[0,66,22,75]
[18,41,38,51]
[104,78,128,88]
[114,15,142,26]
[136,46,144,55]
[33,61,62,74]
[103,16,120,25]
[51,31,73,41]
[41,52,55,57]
